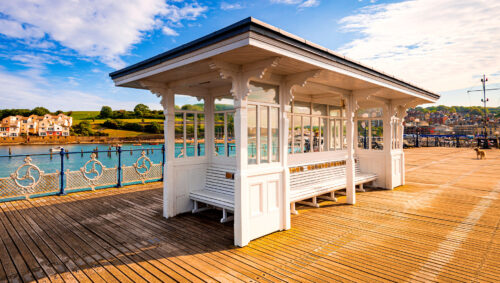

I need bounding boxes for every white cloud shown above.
[338,0,500,94]
[271,0,319,7]
[299,0,320,8]
[0,0,207,69]
[221,2,244,10]
[162,26,179,36]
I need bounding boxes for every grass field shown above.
[69,112,164,137]
[99,129,153,137]
[70,111,99,120]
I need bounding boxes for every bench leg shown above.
[356,183,365,192]
[192,201,210,214]
[298,196,320,208]
[291,202,298,215]
[318,191,337,202]
[220,208,234,223]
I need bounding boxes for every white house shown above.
[110,18,439,246]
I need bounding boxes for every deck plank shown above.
[0,147,499,282]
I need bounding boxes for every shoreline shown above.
[0,135,164,146]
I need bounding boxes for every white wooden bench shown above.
[289,160,377,214]
[189,166,235,223]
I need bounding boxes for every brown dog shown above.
[474,148,486,160]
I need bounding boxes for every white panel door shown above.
[392,155,402,188]
[248,173,282,240]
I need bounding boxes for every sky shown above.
[0,0,499,111]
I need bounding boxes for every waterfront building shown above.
[109,18,439,246]
[0,113,72,136]
[37,114,72,136]
[0,116,20,137]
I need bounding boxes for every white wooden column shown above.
[234,94,249,246]
[345,94,356,205]
[398,119,406,185]
[384,103,394,189]
[206,95,215,162]
[282,95,291,230]
[162,90,176,217]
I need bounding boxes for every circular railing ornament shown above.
[10,156,43,192]
[133,151,152,181]
[80,153,104,187]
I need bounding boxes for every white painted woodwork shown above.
[118,23,439,247]
[345,94,356,205]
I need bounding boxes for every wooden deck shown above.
[0,148,499,282]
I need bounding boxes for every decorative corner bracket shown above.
[209,57,281,100]
[284,70,323,104]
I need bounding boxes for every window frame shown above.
[289,100,346,155]
[214,109,236,157]
[356,108,384,151]
[174,109,205,158]
[247,81,280,165]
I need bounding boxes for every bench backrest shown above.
[205,166,235,196]
[289,160,362,190]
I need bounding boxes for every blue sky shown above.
[1,0,499,111]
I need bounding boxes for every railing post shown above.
[117,146,122,187]
[161,144,165,181]
[59,147,66,195]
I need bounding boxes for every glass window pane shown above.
[371,119,384,150]
[320,118,327,151]
[215,96,234,110]
[197,114,205,156]
[288,113,292,154]
[335,119,341,150]
[214,113,225,156]
[248,105,257,164]
[186,113,195,157]
[358,120,369,149]
[271,107,279,162]
[312,103,327,116]
[260,106,269,163]
[248,82,279,104]
[293,116,302,153]
[175,94,204,111]
[329,107,341,117]
[175,113,184,158]
[312,118,320,152]
[303,116,311,153]
[342,120,347,149]
[357,107,383,118]
[227,112,235,157]
[293,101,311,114]
[330,119,335,150]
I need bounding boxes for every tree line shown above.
[411,105,500,117]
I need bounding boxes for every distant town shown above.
[404,106,500,136]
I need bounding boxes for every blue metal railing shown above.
[0,145,165,203]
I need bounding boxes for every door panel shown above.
[247,173,282,240]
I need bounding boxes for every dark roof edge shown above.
[109,17,439,100]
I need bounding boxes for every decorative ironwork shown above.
[80,153,104,188]
[10,156,43,191]
[133,151,153,180]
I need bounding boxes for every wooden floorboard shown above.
[0,147,499,282]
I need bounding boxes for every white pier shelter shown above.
[110,18,439,246]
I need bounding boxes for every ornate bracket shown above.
[352,88,385,111]
[392,98,424,119]
[209,57,281,100]
[140,81,173,110]
[10,156,43,192]
[283,70,323,104]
